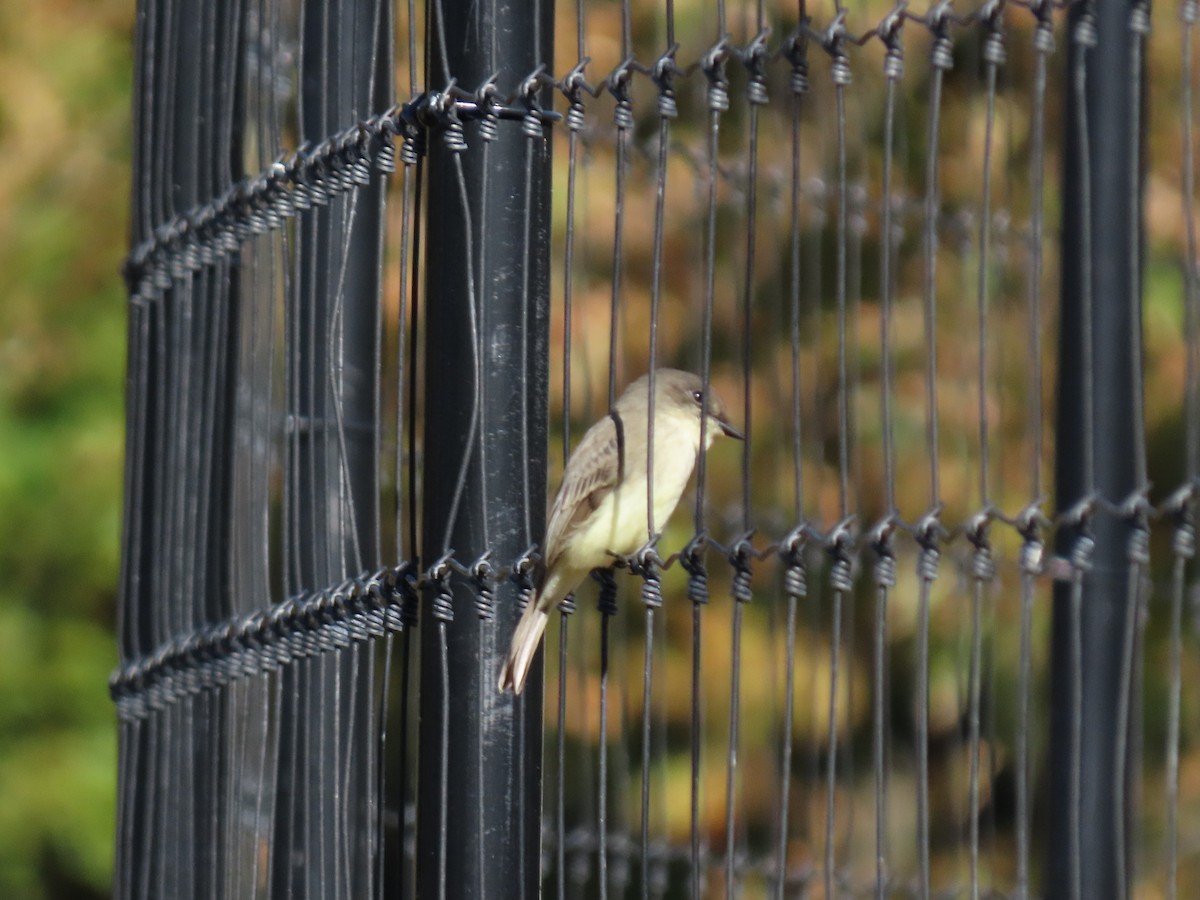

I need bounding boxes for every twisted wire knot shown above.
[874,552,896,589]
[972,542,996,582]
[883,45,904,81]
[1033,18,1055,55]
[593,568,619,617]
[780,525,809,597]
[681,534,710,606]
[868,516,897,588]
[916,509,944,583]
[479,108,500,143]
[1127,522,1151,566]
[829,551,853,593]
[444,117,468,152]
[400,127,425,166]
[347,129,373,185]
[397,564,420,629]
[1019,536,1045,577]
[703,39,730,112]
[427,555,455,623]
[744,31,771,103]
[1070,533,1095,573]
[1130,2,1150,36]
[633,545,664,609]
[613,96,635,131]
[1174,518,1196,560]
[653,46,680,119]
[511,551,538,612]
[967,509,997,582]
[730,536,755,603]
[471,557,496,620]
[931,35,954,71]
[1185,0,1199,25]
[983,30,1006,67]
[782,24,810,93]
[522,109,544,140]
[375,130,397,173]
[566,101,586,132]
[917,536,941,583]
[707,79,730,112]
[557,593,577,615]
[639,573,663,609]
[1074,12,1098,48]
[827,522,855,593]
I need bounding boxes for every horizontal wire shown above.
[127,2,1092,306]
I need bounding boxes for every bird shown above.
[498,368,742,694]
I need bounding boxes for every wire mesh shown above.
[112,0,1199,897]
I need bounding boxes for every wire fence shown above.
[112,0,1198,897]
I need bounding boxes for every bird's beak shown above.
[715,416,744,440]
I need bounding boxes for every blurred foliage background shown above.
[0,0,131,896]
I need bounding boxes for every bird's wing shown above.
[543,412,623,569]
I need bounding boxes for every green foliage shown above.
[0,2,132,896]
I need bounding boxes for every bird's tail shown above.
[497,600,550,694]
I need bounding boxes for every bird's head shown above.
[652,369,743,445]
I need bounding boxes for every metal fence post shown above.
[417,0,554,896]
[1050,0,1143,897]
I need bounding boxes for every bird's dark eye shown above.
[691,390,703,404]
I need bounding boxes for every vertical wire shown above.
[691,6,729,895]
[724,600,743,900]
[741,97,759,535]
[518,106,537,559]
[437,158,484,554]
[689,589,703,900]
[922,36,946,509]
[367,0,389,579]
[405,0,421,568]
[640,31,676,895]
[724,29,766,900]
[875,32,902,900]
[609,123,628,411]
[1016,12,1053,898]
[556,7,585,897]
[966,574,985,900]
[778,586,799,900]
[1069,12,1097,898]
[1169,7,1200,899]
[967,22,1003,900]
[1186,1,1200,484]
[1165,548,1188,900]
[1068,565,1085,900]
[915,577,932,900]
[599,608,612,900]
[823,51,852,900]
[120,0,156,840]
[437,619,450,900]
[834,79,850,521]
[640,605,656,900]
[777,30,808,900]
[1114,9,1151,897]
[599,68,634,900]
[385,8,417,892]
[916,23,952,899]
[825,585,844,900]
[556,610,571,900]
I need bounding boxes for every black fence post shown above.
[417,0,554,896]
[1050,1,1143,898]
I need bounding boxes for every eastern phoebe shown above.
[498,368,742,694]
